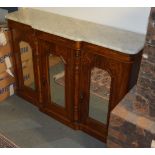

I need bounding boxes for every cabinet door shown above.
[40,40,74,125]
[9,22,41,106]
[80,50,117,142]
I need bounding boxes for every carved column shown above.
[73,42,81,126]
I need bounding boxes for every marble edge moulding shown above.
[6,8,146,54]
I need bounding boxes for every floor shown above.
[0,95,105,148]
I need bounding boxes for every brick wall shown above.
[107,7,155,148]
[136,8,155,116]
[107,86,155,147]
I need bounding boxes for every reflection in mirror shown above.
[89,67,111,124]
[19,41,35,90]
[49,54,65,107]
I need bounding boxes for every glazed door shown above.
[9,21,41,106]
[80,50,116,142]
[40,40,74,125]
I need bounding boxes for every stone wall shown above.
[136,8,155,116]
[107,86,155,147]
[107,7,155,148]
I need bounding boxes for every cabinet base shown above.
[79,124,107,142]
[40,106,107,142]
[39,107,80,130]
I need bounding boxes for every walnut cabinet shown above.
[8,20,142,142]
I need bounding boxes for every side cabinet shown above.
[8,20,142,143]
[79,43,142,141]
[8,20,42,106]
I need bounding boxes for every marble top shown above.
[6,8,146,54]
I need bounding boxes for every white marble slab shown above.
[6,8,146,54]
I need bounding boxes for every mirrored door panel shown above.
[19,41,35,90]
[89,67,111,124]
[48,54,65,107]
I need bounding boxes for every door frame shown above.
[38,38,75,127]
[8,20,41,106]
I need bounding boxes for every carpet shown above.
[0,133,18,148]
